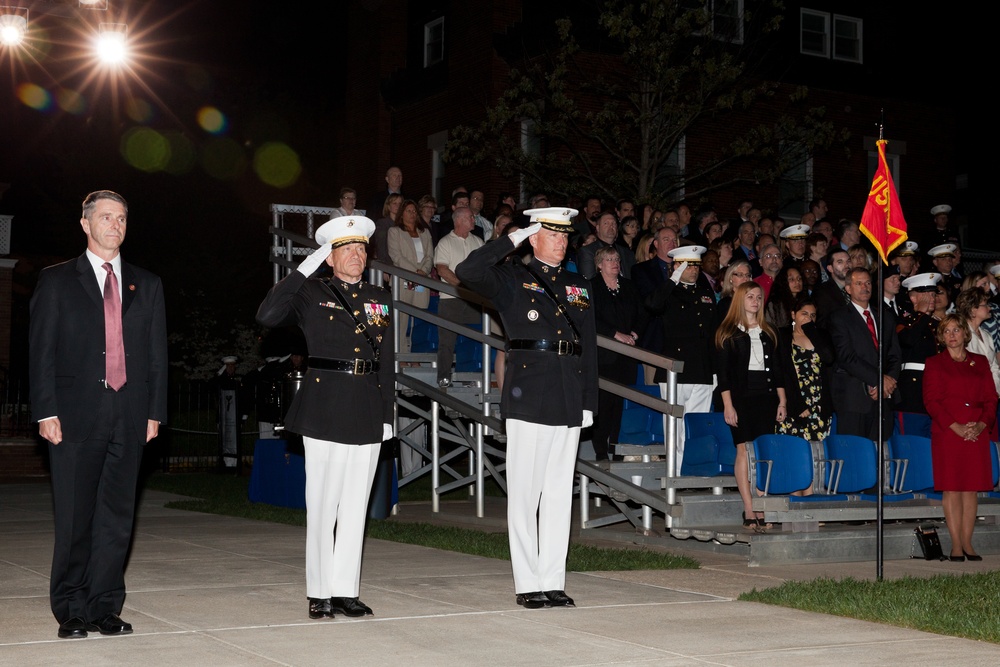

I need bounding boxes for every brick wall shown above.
[0,439,49,480]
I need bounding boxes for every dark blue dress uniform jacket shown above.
[456,237,599,426]
[644,280,719,385]
[256,272,395,444]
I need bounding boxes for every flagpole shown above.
[875,113,885,582]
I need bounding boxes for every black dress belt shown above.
[506,339,582,356]
[308,357,380,375]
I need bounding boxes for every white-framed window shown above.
[800,9,862,63]
[711,0,743,44]
[519,118,541,204]
[653,135,686,200]
[424,17,444,68]
[428,130,448,204]
[778,140,813,218]
[832,14,862,63]
[800,9,829,57]
[685,0,743,43]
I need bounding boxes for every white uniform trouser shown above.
[659,378,716,474]
[505,419,580,593]
[302,436,381,598]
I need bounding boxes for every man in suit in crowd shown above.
[29,190,168,639]
[367,166,403,220]
[457,206,597,610]
[812,247,852,326]
[575,211,634,280]
[632,226,679,383]
[828,267,901,441]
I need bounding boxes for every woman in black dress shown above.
[715,281,787,530]
[590,245,648,460]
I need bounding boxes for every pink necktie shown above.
[103,263,127,390]
[863,309,878,349]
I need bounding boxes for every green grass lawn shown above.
[143,471,1000,644]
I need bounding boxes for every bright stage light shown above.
[0,7,27,47]
[96,22,127,64]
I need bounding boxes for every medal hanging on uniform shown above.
[522,264,582,345]
[322,280,382,360]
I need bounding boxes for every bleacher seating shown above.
[617,384,663,446]
[680,412,736,477]
[823,434,915,501]
[749,434,847,502]
[886,434,941,500]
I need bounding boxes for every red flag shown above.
[860,139,907,264]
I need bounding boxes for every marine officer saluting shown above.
[256,215,395,620]
[456,206,598,610]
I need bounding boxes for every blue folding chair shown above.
[681,412,735,476]
[824,434,913,501]
[887,434,941,500]
[750,434,846,501]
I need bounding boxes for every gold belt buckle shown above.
[557,340,571,355]
[353,359,364,375]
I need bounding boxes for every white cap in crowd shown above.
[930,204,952,216]
[927,243,958,259]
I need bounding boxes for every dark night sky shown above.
[1,1,349,362]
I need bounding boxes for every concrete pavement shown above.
[2,481,998,666]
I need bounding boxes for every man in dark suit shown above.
[632,226,679,383]
[457,206,597,611]
[812,247,852,327]
[828,267,901,441]
[29,190,168,639]
[367,165,403,220]
[257,214,395,621]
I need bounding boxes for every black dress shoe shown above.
[515,592,546,609]
[57,617,89,639]
[543,590,575,607]
[89,613,133,635]
[964,551,983,562]
[308,597,334,619]
[329,597,373,617]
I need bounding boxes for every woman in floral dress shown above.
[778,297,834,444]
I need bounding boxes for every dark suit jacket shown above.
[828,303,901,414]
[29,253,168,442]
[812,279,849,327]
[632,257,670,355]
[591,276,647,383]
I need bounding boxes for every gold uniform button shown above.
[354,310,360,316]
[315,377,320,382]
[355,347,361,353]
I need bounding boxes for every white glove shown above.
[669,261,689,284]
[296,244,333,277]
[581,410,594,428]
[382,423,393,441]
[508,222,542,247]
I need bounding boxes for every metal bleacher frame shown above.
[267,205,1000,562]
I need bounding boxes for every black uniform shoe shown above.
[515,592,547,609]
[57,617,90,639]
[88,613,133,635]
[543,590,575,607]
[308,597,334,619]
[329,597,373,617]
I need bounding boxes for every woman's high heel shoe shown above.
[742,512,756,528]
[963,551,983,562]
[949,554,965,562]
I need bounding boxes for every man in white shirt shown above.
[433,207,485,387]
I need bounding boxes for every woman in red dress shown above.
[923,314,999,562]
